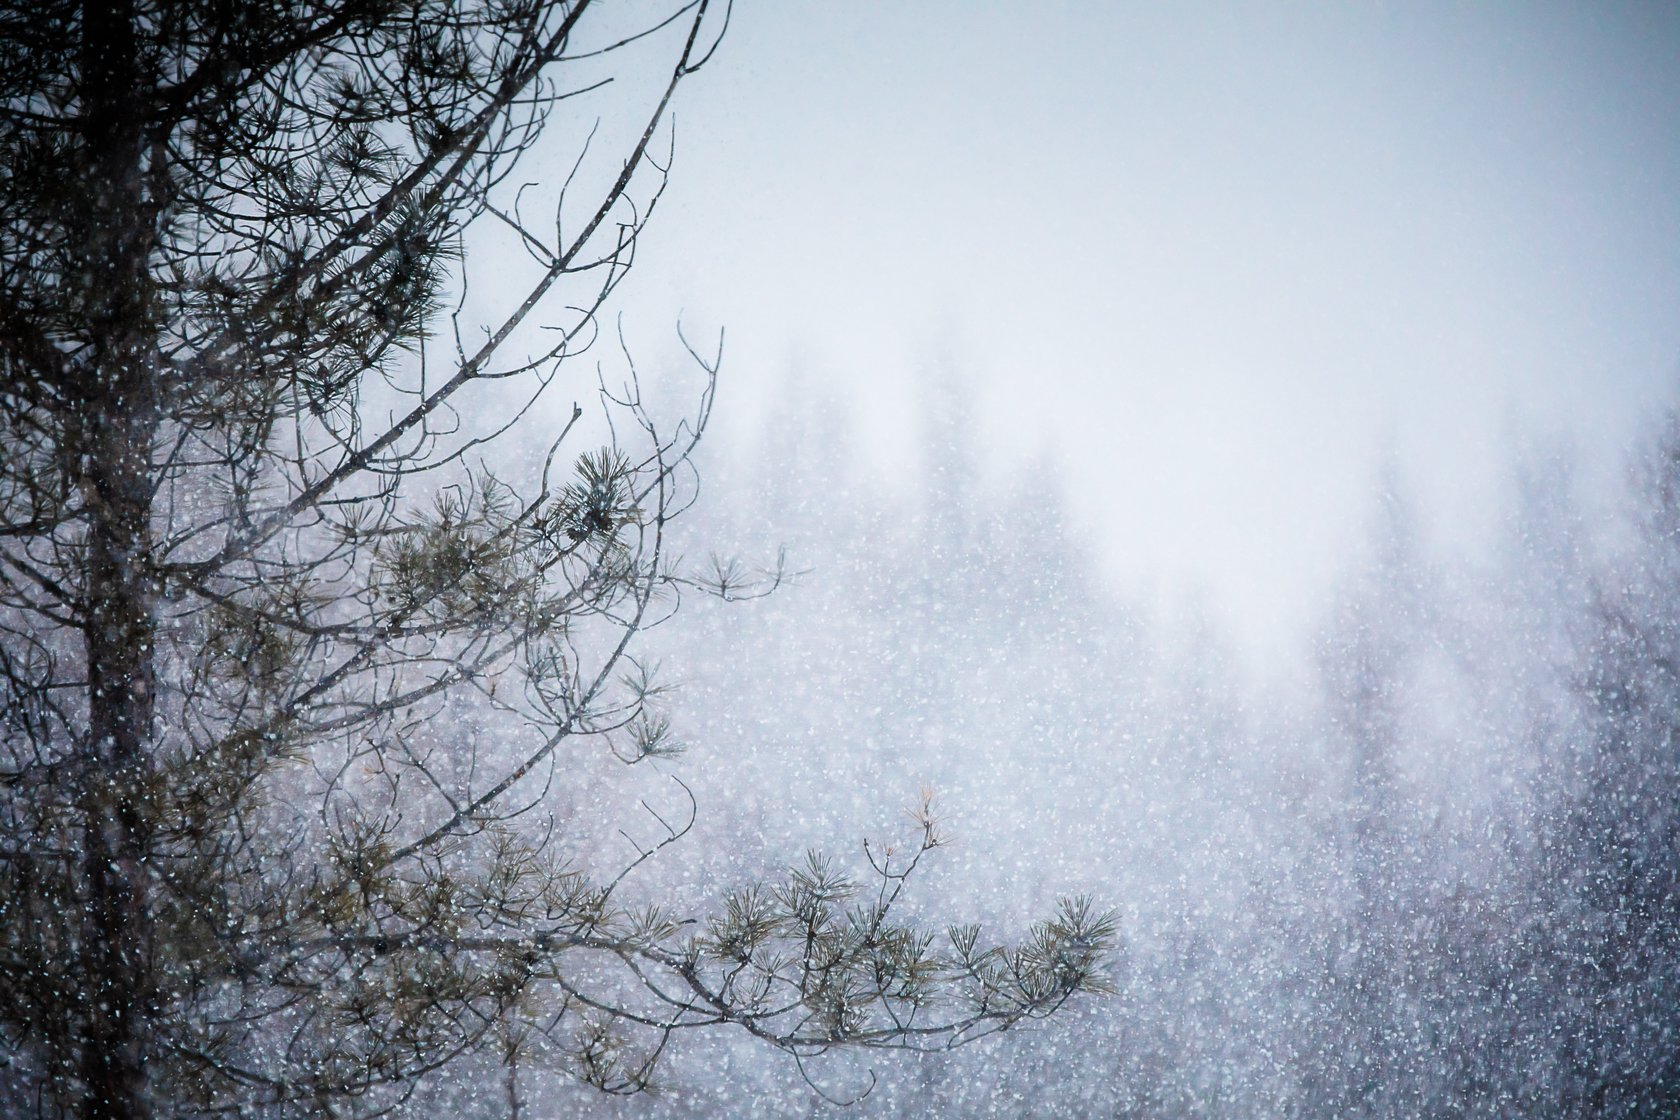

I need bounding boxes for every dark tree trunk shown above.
[75,2,159,1116]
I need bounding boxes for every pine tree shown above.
[0,3,1115,1116]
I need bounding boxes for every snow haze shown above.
[462,5,1680,1112]
[612,2,1680,662]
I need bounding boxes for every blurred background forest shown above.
[550,9,1680,1108]
[476,364,1680,1117]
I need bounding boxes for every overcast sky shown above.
[601,2,1680,659]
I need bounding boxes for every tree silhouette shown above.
[0,4,1115,1116]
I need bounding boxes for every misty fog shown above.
[7,2,1675,1116]
[458,6,1680,1113]
[482,7,1680,1111]
[404,357,1675,1116]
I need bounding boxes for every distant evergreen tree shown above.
[1533,418,1680,1116]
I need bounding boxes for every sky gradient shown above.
[604,2,1680,657]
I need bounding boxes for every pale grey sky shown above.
[605,2,1680,657]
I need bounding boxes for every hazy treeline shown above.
[545,371,1680,1118]
[14,1,1659,1112]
